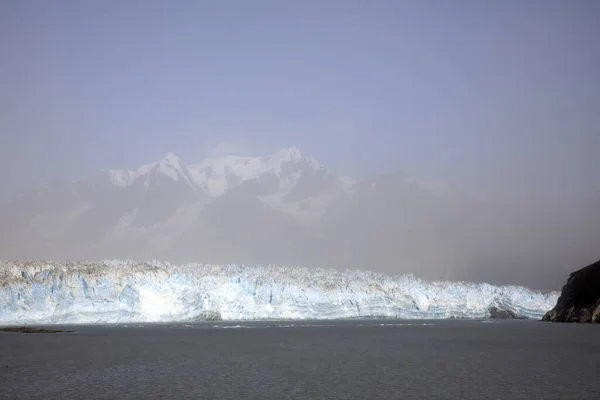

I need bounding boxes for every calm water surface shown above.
[1,320,598,399]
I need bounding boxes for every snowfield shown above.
[0,260,559,325]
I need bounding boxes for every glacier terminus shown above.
[0,260,559,325]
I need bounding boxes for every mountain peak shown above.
[185,147,326,197]
[265,147,320,172]
[271,147,303,162]
[154,152,186,182]
[106,152,195,190]
[162,152,180,166]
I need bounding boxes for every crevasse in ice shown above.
[0,260,559,325]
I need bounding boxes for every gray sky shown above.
[0,1,599,288]
[1,0,598,197]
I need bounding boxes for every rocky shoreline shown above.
[542,259,600,323]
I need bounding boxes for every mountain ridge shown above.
[1,147,596,291]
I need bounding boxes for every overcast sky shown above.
[1,0,598,201]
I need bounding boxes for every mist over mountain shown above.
[0,147,597,290]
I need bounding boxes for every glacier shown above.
[0,260,559,325]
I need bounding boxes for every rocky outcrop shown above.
[542,259,600,323]
[488,306,526,319]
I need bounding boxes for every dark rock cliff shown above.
[542,259,600,323]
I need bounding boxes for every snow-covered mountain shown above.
[185,147,351,221]
[187,147,325,196]
[0,260,559,325]
[106,152,197,192]
[1,147,592,290]
[0,148,355,265]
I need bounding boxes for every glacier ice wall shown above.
[0,260,559,325]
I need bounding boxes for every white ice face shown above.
[0,260,559,325]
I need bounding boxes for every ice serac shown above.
[0,260,559,325]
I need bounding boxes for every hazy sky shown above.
[1,0,598,200]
